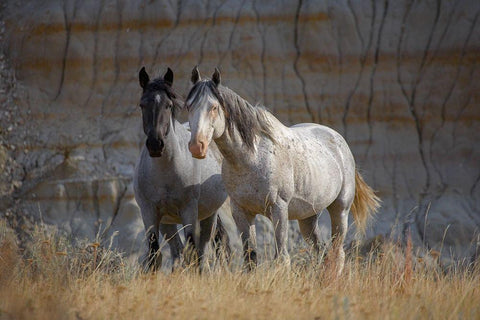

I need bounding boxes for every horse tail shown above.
[351,170,381,234]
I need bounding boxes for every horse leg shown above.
[327,200,350,275]
[138,200,161,271]
[298,215,322,257]
[198,212,219,270]
[231,201,257,270]
[270,199,290,266]
[159,223,184,271]
[213,211,231,262]
[181,200,200,267]
[146,230,161,271]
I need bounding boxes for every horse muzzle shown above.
[188,141,207,159]
[146,136,164,157]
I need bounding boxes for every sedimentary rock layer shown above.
[1,0,478,262]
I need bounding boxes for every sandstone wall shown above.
[1,0,479,263]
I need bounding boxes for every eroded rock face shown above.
[1,1,479,262]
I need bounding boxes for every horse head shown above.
[138,67,179,157]
[186,67,226,159]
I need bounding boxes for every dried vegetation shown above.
[0,219,479,319]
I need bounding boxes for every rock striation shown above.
[1,0,479,263]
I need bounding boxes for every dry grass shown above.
[1,219,479,320]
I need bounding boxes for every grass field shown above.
[1,220,479,320]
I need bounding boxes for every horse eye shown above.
[212,105,217,111]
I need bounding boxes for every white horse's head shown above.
[186,67,226,159]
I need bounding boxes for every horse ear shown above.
[139,67,150,89]
[191,66,201,84]
[163,67,174,86]
[212,68,221,87]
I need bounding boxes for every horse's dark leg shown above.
[159,223,184,271]
[213,214,231,263]
[231,202,257,271]
[146,231,161,271]
[298,215,322,261]
[138,199,161,272]
[197,212,219,271]
[181,201,200,268]
[183,221,200,268]
[183,230,199,268]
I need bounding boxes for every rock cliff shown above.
[1,0,479,263]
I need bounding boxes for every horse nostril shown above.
[188,141,196,153]
[146,136,153,149]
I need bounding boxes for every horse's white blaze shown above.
[188,88,220,158]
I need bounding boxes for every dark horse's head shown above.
[138,67,181,157]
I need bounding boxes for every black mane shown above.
[187,80,275,150]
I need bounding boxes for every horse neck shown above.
[214,87,282,166]
[214,122,259,168]
[215,110,268,169]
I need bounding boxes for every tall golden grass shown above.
[1,219,479,320]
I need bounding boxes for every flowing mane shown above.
[186,80,275,150]
[142,78,183,120]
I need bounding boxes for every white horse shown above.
[134,67,230,271]
[186,67,380,273]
